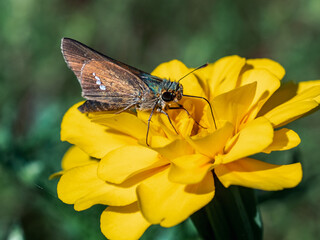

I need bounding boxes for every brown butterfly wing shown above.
[61,38,152,111]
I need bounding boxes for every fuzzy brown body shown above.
[61,38,183,114]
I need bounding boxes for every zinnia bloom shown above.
[56,56,320,239]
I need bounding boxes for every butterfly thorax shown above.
[137,74,183,111]
[157,79,183,110]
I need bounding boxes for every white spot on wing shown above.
[99,85,106,90]
[93,72,102,85]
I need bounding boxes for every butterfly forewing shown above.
[61,38,104,79]
[61,38,152,111]
[79,60,143,100]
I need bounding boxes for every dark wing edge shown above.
[78,100,136,113]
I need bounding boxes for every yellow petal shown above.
[136,110,164,135]
[203,55,246,99]
[137,110,179,145]
[151,59,205,97]
[245,58,286,80]
[173,101,197,138]
[49,171,63,179]
[61,102,136,158]
[61,146,97,170]
[222,117,273,164]
[187,122,234,159]
[98,146,168,184]
[297,80,320,101]
[263,99,319,128]
[261,85,320,127]
[263,128,301,153]
[240,69,280,122]
[146,135,173,148]
[154,139,194,160]
[137,100,199,144]
[258,82,299,116]
[137,168,215,227]
[215,158,302,191]
[289,85,320,103]
[212,82,257,129]
[169,154,212,184]
[57,163,137,210]
[90,112,148,140]
[158,104,194,139]
[100,203,151,240]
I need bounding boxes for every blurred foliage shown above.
[0,0,319,239]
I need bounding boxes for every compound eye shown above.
[162,91,175,102]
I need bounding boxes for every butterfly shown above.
[61,38,215,145]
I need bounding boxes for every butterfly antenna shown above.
[177,63,208,83]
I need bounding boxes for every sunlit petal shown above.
[98,146,168,184]
[187,122,234,159]
[203,55,246,99]
[262,85,320,127]
[221,117,273,164]
[57,163,137,210]
[101,203,151,240]
[258,82,300,116]
[263,128,301,153]
[240,69,280,122]
[259,80,320,116]
[151,59,205,97]
[90,112,148,140]
[215,158,302,191]
[169,154,212,184]
[154,139,194,160]
[245,58,286,80]
[264,99,319,128]
[212,82,257,129]
[61,146,97,170]
[297,80,320,102]
[137,168,214,227]
[61,102,136,158]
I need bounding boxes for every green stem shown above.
[191,175,263,240]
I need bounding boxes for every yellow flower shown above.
[56,56,320,240]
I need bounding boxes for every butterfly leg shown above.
[182,94,217,130]
[167,104,207,129]
[159,109,179,134]
[146,103,159,146]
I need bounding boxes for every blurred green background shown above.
[0,0,319,239]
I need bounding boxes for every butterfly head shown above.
[161,81,183,103]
